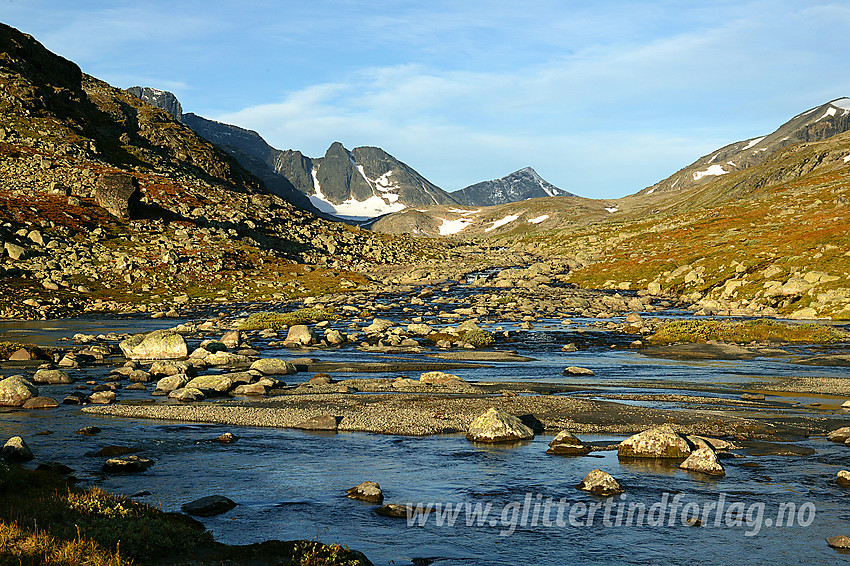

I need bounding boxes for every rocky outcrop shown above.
[466,407,534,443]
[618,424,693,459]
[126,86,183,122]
[2,436,34,462]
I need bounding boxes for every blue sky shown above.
[4,1,850,198]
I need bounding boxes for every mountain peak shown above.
[452,167,573,207]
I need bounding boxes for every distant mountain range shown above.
[451,167,573,206]
[130,90,577,218]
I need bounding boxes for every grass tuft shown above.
[649,318,849,344]
[240,308,340,330]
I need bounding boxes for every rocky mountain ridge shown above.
[452,167,573,206]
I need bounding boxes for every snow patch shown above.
[437,218,473,235]
[815,107,837,122]
[447,208,481,217]
[831,97,850,111]
[527,214,549,224]
[308,168,405,219]
[844,155,850,163]
[708,153,720,163]
[605,207,619,213]
[671,179,679,189]
[692,165,729,181]
[484,214,520,232]
[647,188,655,195]
[727,161,736,167]
[742,136,765,151]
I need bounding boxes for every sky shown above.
[4,0,850,198]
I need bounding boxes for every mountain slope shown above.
[640,98,850,197]
[0,23,426,318]
[452,167,573,206]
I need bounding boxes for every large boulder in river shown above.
[186,375,233,395]
[120,330,188,360]
[154,374,190,394]
[346,481,384,504]
[578,469,624,496]
[32,369,72,384]
[2,436,34,462]
[679,447,725,476]
[0,376,38,406]
[466,408,534,443]
[250,358,297,375]
[102,455,154,473]
[283,325,316,347]
[827,427,850,443]
[837,471,850,488]
[618,424,693,459]
[546,430,591,456]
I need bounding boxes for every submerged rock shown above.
[577,469,624,496]
[181,495,237,517]
[618,424,692,459]
[466,407,534,443]
[346,481,384,504]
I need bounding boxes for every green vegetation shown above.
[0,462,370,565]
[460,328,496,347]
[0,342,49,360]
[241,308,340,330]
[649,318,849,344]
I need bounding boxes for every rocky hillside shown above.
[180,112,326,215]
[0,23,438,319]
[640,98,850,197]
[452,167,573,206]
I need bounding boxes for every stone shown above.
[185,375,233,395]
[577,469,624,496]
[87,390,116,404]
[168,387,205,402]
[679,447,725,476]
[837,471,850,488]
[375,504,421,518]
[9,348,31,360]
[346,481,383,504]
[827,535,850,549]
[250,358,297,375]
[466,407,534,443]
[0,376,38,406]
[294,415,339,430]
[232,383,267,396]
[2,436,33,462]
[32,369,72,384]
[325,329,345,345]
[95,172,141,219]
[182,495,237,517]
[4,242,26,260]
[618,424,693,459]
[546,430,591,455]
[561,343,578,352]
[308,374,333,385]
[828,427,850,443]
[419,371,463,385]
[102,455,154,473]
[22,396,59,409]
[215,432,239,443]
[741,393,765,401]
[284,325,316,347]
[564,366,594,376]
[149,360,196,378]
[154,374,189,394]
[120,330,188,360]
[220,330,242,349]
[76,426,101,436]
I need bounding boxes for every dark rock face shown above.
[126,86,183,122]
[95,173,141,219]
[452,167,573,206]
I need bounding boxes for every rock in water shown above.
[215,432,239,443]
[564,366,594,376]
[250,358,297,375]
[120,330,188,360]
[32,369,72,384]
[2,436,34,462]
[95,172,141,219]
[837,470,850,488]
[181,495,237,517]
[22,396,59,409]
[346,481,384,504]
[284,325,316,347]
[375,504,421,518]
[827,535,850,549]
[466,407,534,443]
[618,424,693,458]
[102,455,154,473]
[827,427,850,443]
[419,371,463,385]
[0,376,38,406]
[546,430,591,456]
[577,469,624,496]
[679,447,725,476]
